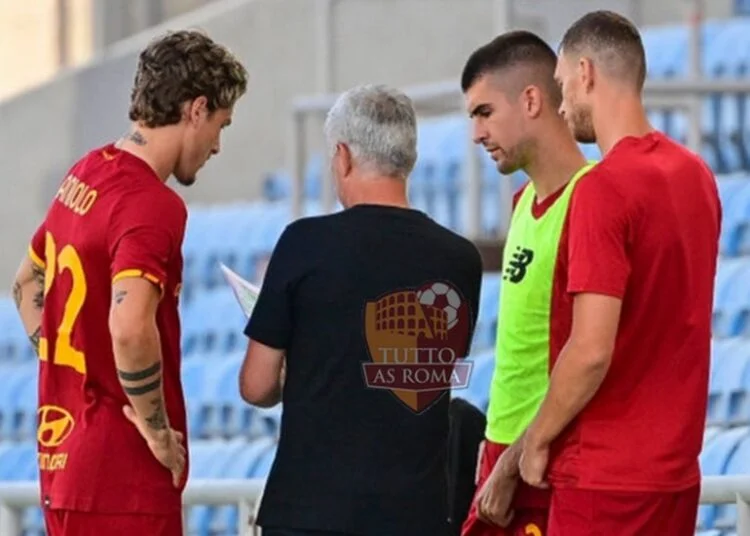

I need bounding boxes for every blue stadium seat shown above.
[722,181,750,256]
[717,175,749,255]
[15,371,38,442]
[739,355,750,424]
[182,206,212,296]
[0,366,21,440]
[182,359,209,438]
[0,364,37,442]
[642,26,679,78]
[713,258,750,337]
[434,116,469,232]
[186,439,250,536]
[707,338,750,425]
[0,441,37,481]
[211,437,278,534]
[712,432,750,529]
[704,425,723,446]
[473,273,500,350]
[0,311,33,362]
[697,426,749,530]
[411,118,447,217]
[200,351,246,438]
[253,405,282,439]
[181,288,247,358]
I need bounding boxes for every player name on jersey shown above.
[55,174,98,216]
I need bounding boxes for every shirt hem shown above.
[550,473,701,493]
[43,491,182,514]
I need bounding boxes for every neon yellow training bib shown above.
[485,163,595,445]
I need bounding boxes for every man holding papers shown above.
[238,84,483,536]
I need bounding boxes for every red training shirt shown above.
[547,132,721,492]
[30,143,188,513]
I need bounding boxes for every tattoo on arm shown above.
[28,326,41,353]
[114,290,128,305]
[145,398,168,431]
[128,131,147,146]
[12,282,21,309]
[117,361,161,381]
[121,377,161,396]
[31,264,45,310]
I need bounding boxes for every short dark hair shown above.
[129,30,248,128]
[461,30,560,106]
[560,10,646,89]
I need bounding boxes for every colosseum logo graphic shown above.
[362,281,473,413]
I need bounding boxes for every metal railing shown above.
[0,476,748,535]
[0,479,264,536]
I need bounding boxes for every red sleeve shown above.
[567,172,631,299]
[108,188,186,291]
[512,183,527,211]
[29,221,46,268]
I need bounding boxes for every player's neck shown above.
[594,94,653,155]
[345,174,410,209]
[527,133,587,202]
[116,126,180,183]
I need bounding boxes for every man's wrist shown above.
[145,425,171,447]
[524,425,550,452]
[496,453,519,478]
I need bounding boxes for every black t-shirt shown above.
[245,204,483,536]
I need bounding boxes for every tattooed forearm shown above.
[28,326,41,353]
[31,264,45,310]
[12,282,21,309]
[145,399,168,431]
[121,377,161,396]
[118,361,160,381]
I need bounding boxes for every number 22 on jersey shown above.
[39,231,87,375]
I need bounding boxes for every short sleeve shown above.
[567,173,631,299]
[29,221,46,268]
[244,224,302,350]
[108,189,186,291]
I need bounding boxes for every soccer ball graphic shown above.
[417,282,462,330]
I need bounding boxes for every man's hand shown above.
[475,462,518,528]
[123,406,186,487]
[519,437,550,489]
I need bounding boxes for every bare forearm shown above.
[494,430,526,478]
[113,324,169,441]
[12,261,45,354]
[527,343,610,448]
[239,347,285,407]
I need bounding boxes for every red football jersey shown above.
[30,144,188,513]
[547,132,721,491]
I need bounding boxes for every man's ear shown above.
[522,85,543,119]
[334,143,353,180]
[579,57,595,93]
[186,96,209,125]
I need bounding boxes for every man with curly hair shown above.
[11,29,248,536]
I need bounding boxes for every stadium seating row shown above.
[0,332,748,442]
[4,249,750,359]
